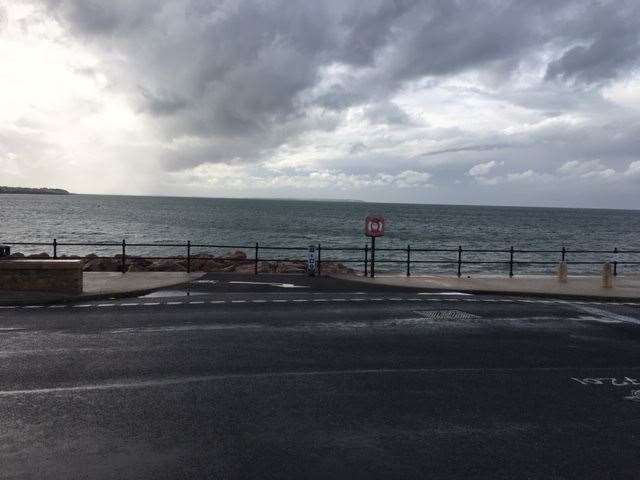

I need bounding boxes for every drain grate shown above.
[413,309,480,320]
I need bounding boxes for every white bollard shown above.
[557,261,568,283]
[602,262,613,289]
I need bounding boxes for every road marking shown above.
[142,302,160,306]
[73,304,94,308]
[188,301,205,305]
[418,292,473,296]
[23,305,44,309]
[388,298,403,301]
[3,366,639,397]
[97,304,115,308]
[0,306,17,309]
[574,305,640,325]
[231,300,246,303]
[272,299,288,303]
[350,298,366,301]
[166,301,183,305]
[229,281,309,289]
[313,299,327,302]
[331,298,346,302]
[292,299,308,303]
[208,300,225,304]
[251,300,267,303]
[49,305,66,309]
[120,303,140,306]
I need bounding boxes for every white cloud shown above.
[625,161,640,176]
[557,160,616,179]
[468,160,502,176]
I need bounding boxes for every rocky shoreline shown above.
[7,251,354,274]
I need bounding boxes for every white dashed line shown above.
[292,299,308,303]
[166,301,183,305]
[23,305,44,309]
[231,300,246,304]
[251,300,267,303]
[350,298,366,302]
[142,302,160,306]
[188,301,205,305]
[49,305,66,309]
[272,299,288,303]
[0,306,17,309]
[120,303,140,307]
[208,301,225,304]
[97,304,115,308]
[331,298,346,302]
[313,299,327,302]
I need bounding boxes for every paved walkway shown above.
[329,273,640,300]
[0,272,205,305]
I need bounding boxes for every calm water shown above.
[1,194,639,275]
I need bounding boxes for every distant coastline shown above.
[0,186,70,195]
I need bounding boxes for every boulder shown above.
[226,250,247,260]
[151,259,186,272]
[28,252,50,259]
[9,252,25,258]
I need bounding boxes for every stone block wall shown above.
[0,260,83,294]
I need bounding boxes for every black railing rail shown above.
[2,239,640,277]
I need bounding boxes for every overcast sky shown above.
[1,1,640,208]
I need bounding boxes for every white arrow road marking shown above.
[228,281,309,288]
[574,305,640,325]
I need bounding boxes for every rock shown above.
[85,253,99,259]
[9,252,25,258]
[152,259,186,272]
[226,250,247,261]
[83,257,119,271]
[28,252,50,259]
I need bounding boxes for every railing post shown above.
[254,242,259,275]
[187,241,191,273]
[317,243,322,276]
[121,239,126,273]
[406,244,411,277]
[561,246,566,262]
[457,245,462,278]
[370,237,376,278]
[53,238,57,259]
[509,246,514,278]
[364,244,368,277]
[613,247,618,277]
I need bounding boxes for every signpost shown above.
[364,215,385,277]
[307,245,317,276]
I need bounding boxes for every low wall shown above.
[0,260,83,294]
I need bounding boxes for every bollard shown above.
[602,262,613,289]
[557,261,568,283]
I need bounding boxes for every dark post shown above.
[613,247,618,276]
[561,246,566,262]
[121,239,126,273]
[370,236,376,278]
[254,242,259,275]
[509,245,514,278]
[457,245,462,278]
[364,244,368,277]
[317,244,322,276]
[406,244,411,277]
[53,238,57,259]
[187,241,191,273]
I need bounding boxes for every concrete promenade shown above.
[330,273,640,300]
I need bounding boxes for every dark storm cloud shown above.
[41,0,640,173]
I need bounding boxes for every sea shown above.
[1,194,639,275]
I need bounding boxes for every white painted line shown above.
[370,298,383,301]
[142,302,160,306]
[272,299,288,303]
[166,301,183,305]
[418,292,473,296]
[0,306,17,309]
[231,300,246,303]
[251,300,267,303]
[331,298,346,302]
[350,298,366,301]
[23,305,44,309]
[313,299,327,302]
[73,304,94,308]
[49,305,66,309]
[97,304,115,308]
[292,299,308,303]
[574,305,640,326]
[120,303,140,307]
[208,300,225,304]
[188,301,205,305]
[406,298,421,301]
[388,298,403,301]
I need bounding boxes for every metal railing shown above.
[2,239,639,277]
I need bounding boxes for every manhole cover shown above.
[414,310,480,320]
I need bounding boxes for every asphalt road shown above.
[1,274,639,479]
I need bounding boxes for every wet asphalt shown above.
[1,273,639,479]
